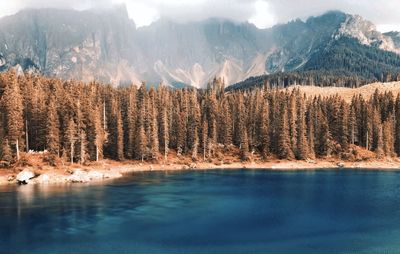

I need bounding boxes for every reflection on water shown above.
[1,169,400,254]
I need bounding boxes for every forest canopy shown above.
[0,71,399,166]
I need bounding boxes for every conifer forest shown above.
[1,70,400,166]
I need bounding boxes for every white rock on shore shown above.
[16,170,35,184]
[34,174,51,184]
[68,169,90,183]
[87,171,104,180]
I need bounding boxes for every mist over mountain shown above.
[1,6,400,88]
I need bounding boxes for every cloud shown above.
[0,0,399,32]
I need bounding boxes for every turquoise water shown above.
[1,169,400,253]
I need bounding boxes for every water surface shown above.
[1,169,400,253]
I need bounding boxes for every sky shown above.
[0,0,399,32]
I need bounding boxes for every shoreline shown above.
[1,159,400,186]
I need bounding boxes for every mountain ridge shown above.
[0,7,399,88]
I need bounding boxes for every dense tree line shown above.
[230,37,400,91]
[228,69,400,92]
[1,71,400,166]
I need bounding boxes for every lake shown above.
[1,169,400,254]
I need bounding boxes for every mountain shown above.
[1,7,400,88]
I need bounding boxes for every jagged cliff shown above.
[0,7,399,87]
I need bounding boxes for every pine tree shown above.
[260,100,270,159]
[395,95,400,156]
[306,102,316,159]
[188,90,201,154]
[316,108,331,157]
[116,109,124,161]
[1,139,12,164]
[137,124,147,162]
[240,130,249,161]
[277,101,294,159]
[376,123,384,158]
[124,87,137,159]
[1,72,24,160]
[160,107,169,161]
[383,116,395,157]
[349,102,357,145]
[221,99,233,147]
[192,128,199,161]
[65,118,77,164]
[288,92,297,153]
[202,119,208,161]
[149,100,159,160]
[89,101,106,162]
[295,96,308,160]
[338,101,349,151]
[46,94,60,155]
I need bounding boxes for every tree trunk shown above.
[70,142,74,164]
[103,100,106,130]
[96,145,99,162]
[16,139,20,161]
[25,119,29,152]
[164,143,167,162]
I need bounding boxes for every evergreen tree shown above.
[306,102,316,159]
[349,102,357,145]
[295,96,308,160]
[46,94,60,155]
[338,101,349,151]
[240,130,249,161]
[149,100,159,159]
[0,73,24,160]
[260,100,270,159]
[277,101,294,159]
[395,95,400,156]
[202,119,208,161]
[383,116,395,157]
[288,92,298,153]
[1,139,12,164]
[316,109,331,157]
[65,118,77,164]
[116,109,124,161]
[160,107,169,161]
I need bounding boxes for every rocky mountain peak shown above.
[335,13,400,54]
[0,8,399,88]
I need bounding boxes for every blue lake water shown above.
[1,169,400,254]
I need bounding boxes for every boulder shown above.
[16,170,35,184]
[35,174,50,184]
[68,169,90,183]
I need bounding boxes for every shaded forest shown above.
[229,37,400,91]
[1,71,400,167]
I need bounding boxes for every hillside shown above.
[287,82,400,102]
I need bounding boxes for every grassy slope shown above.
[287,81,400,102]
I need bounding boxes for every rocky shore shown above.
[1,159,400,186]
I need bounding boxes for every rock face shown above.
[16,170,35,184]
[336,14,400,54]
[0,8,399,87]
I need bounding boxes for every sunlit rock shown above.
[68,169,90,183]
[16,170,35,185]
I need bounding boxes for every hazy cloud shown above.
[0,0,399,32]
